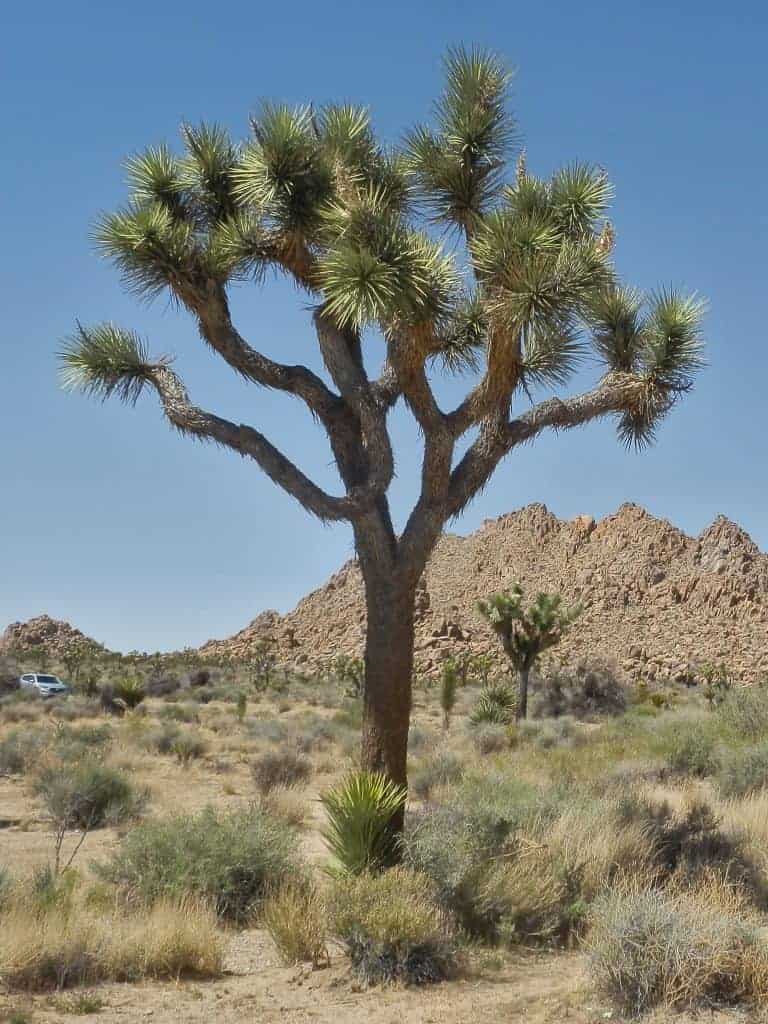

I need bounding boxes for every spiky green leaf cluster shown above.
[589,287,706,447]
[321,771,407,875]
[59,324,158,404]
[407,47,514,232]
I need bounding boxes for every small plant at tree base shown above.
[321,771,407,874]
[111,677,145,710]
[469,682,517,726]
[439,660,458,731]
[478,585,581,719]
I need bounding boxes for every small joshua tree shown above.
[478,585,580,719]
[440,659,458,730]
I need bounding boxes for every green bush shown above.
[95,806,302,923]
[469,682,517,726]
[170,729,207,763]
[717,688,768,740]
[34,760,147,830]
[321,772,407,874]
[666,725,720,778]
[471,723,509,755]
[0,730,44,776]
[251,749,312,795]
[719,742,768,797]
[330,867,457,985]
[410,749,464,800]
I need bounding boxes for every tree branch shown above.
[446,373,646,517]
[148,365,375,522]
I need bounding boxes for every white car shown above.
[19,673,71,698]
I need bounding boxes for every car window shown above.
[36,675,59,684]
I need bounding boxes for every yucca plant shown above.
[321,771,407,874]
[440,660,458,731]
[470,682,517,725]
[112,677,146,710]
[61,47,705,842]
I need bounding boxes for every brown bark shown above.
[517,666,531,721]
[360,568,418,838]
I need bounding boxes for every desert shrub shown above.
[321,772,407,875]
[292,717,338,754]
[410,749,464,800]
[98,686,125,717]
[329,867,457,985]
[532,657,628,720]
[472,722,509,755]
[666,724,720,777]
[719,742,768,798]
[188,686,215,704]
[0,898,223,991]
[479,855,577,945]
[245,717,290,744]
[95,806,301,923]
[263,883,328,965]
[0,655,20,694]
[170,729,207,763]
[157,702,199,723]
[188,669,211,689]
[586,886,768,1014]
[258,786,309,829]
[251,749,312,795]
[139,721,181,755]
[469,682,517,726]
[144,675,181,698]
[615,794,762,898]
[0,730,45,776]
[53,724,112,762]
[518,715,582,750]
[0,866,11,912]
[717,688,768,740]
[403,774,553,935]
[46,697,101,722]
[34,761,147,829]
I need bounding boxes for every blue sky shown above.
[2,0,766,652]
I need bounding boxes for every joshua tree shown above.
[478,585,581,719]
[60,48,705,829]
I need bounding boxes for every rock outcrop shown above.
[200,504,768,683]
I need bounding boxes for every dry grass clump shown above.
[0,897,223,991]
[586,879,768,1014]
[263,884,328,966]
[258,785,309,828]
[329,867,457,985]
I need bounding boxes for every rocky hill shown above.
[0,615,104,659]
[200,504,768,683]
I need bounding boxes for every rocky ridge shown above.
[200,504,768,683]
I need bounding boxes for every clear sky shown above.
[2,0,766,652]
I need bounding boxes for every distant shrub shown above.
[251,749,312,795]
[471,723,509,755]
[144,675,181,698]
[322,772,408,875]
[98,685,126,717]
[157,702,199,723]
[717,688,768,740]
[518,715,582,750]
[170,729,207,764]
[53,723,112,763]
[469,682,517,726]
[587,886,768,1015]
[139,722,181,755]
[411,749,464,800]
[188,669,211,689]
[719,742,768,798]
[95,806,301,923]
[263,883,328,965]
[330,867,457,985]
[667,725,720,778]
[532,658,628,720]
[34,760,147,829]
[0,730,44,776]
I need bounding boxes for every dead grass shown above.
[263,884,329,966]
